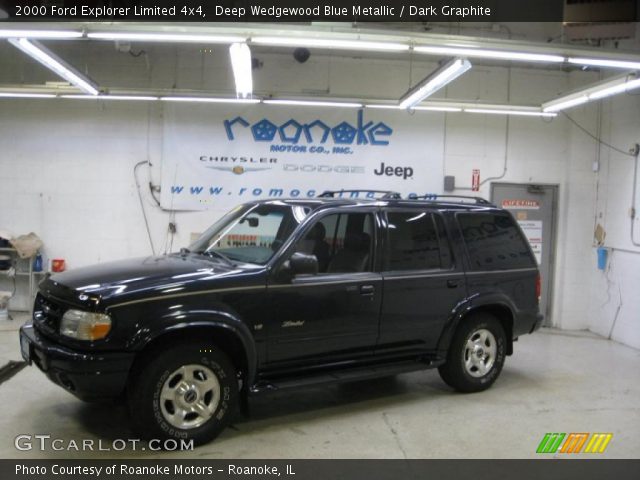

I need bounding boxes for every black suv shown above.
[20,191,542,445]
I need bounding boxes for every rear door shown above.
[377,209,467,355]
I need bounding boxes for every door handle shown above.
[360,285,375,296]
[447,279,460,288]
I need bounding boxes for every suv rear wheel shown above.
[438,313,506,393]
[128,343,238,446]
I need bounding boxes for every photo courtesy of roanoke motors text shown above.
[0,0,639,479]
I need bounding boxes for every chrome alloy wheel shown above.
[159,364,221,429]
[463,328,497,378]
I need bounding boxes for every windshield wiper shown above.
[199,249,235,266]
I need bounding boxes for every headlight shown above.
[60,309,111,341]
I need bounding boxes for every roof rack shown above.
[318,190,402,199]
[407,194,492,205]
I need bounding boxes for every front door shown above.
[266,210,382,367]
[491,183,558,325]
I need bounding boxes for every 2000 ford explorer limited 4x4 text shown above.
[20,191,543,446]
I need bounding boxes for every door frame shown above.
[490,182,559,326]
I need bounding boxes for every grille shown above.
[33,293,67,336]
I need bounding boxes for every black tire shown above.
[438,313,506,393]
[127,343,238,447]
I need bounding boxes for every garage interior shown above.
[0,21,639,458]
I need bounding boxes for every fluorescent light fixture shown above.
[589,77,640,99]
[543,95,589,112]
[368,102,554,115]
[229,43,253,99]
[414,45,565,63]
[542,73,640,112]
[87,32,245,43]
[0,92,56,98]
[8,38,99,95]
[366,104,461,112]
[413,106,462,112]
[399,58,471,109]
[61,94,159,101]
[465,108,556,117]
[365,104,462,112]
[160,97,260,104]
[98,95,158,101]
[263,99,362,108]
[568,57,640,70]
[0,30,82,39]
[365,104,401,109]
[252,36,409,52]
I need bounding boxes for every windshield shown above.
[188,203,311,265]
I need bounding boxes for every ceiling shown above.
[0,22,638,114]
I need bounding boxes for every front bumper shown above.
[19,323,135,401]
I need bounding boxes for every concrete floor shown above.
[0,313,638,459]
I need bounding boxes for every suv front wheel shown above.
[438,313,506,393]
[128,343,239,446]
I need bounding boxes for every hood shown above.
[43,254,252,305]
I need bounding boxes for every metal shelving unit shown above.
[0,247,47,312]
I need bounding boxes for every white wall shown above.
[551,71,601,332]
[0,46,638,350]
[570,23,640,348]
[586,92,640,350]
[0,100,162,308]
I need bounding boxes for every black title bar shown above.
[3,459,640,480]
[2,0,638,23]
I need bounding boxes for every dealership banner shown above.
[160,104,444,211]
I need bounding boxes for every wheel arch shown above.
[129,317,257,389]
[438,302,515,356]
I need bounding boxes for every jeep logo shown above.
[373,162,414,180]
[224,110,392,146]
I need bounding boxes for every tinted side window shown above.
[295,212,374,274]
[386,211,441,271]
[458,213,535,271]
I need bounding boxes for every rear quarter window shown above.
[458,212,536,271]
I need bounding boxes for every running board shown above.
[250,358,443,395]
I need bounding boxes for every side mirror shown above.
[288,252,319,275]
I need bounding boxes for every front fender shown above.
[127,308,258,386]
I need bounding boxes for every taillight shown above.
[535,273,542,302]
